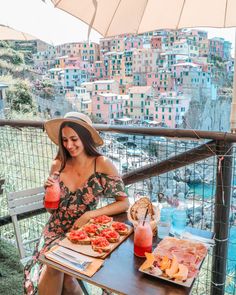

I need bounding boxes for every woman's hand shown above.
[44,171,60,188]
[72,211,92,229]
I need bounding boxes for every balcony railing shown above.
[0,119,236,295]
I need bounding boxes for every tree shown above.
[6,81,35,113]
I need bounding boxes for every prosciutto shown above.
[153,237,207,278]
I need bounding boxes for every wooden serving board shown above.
[59,224,133,259]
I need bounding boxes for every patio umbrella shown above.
[51,0,236,37]
[50,0,236,131]
[0,24,37,41]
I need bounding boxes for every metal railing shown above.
[0,120,236,295]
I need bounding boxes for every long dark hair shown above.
[57,121,102,172]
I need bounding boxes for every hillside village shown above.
[0,29,234,130]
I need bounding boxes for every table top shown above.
[39,213,200,295]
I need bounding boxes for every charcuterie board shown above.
[139,236,208,287]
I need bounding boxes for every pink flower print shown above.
[54,218,61,226]
[87,187,93,194]
[69,204,77,211]
[83,193,95,205]
[78,204,86,211]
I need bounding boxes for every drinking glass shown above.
[158,221,171,239]
[134,219,153,257]
[44,174,61,209]
[160,207,173,223]
[171,209,187,235]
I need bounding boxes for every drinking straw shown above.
[142,208,149,226]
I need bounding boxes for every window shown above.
[97,97,100,101]
[168,115,171,120]
[95,85,98,90]
[97,105,100,110]
[107,85,110,90]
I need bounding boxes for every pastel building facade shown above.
[100,36,125,54]
[56,42,100,62]
[81,80,119,99]
[65,87,92,115]
[127,86,154,120]
[155,92,190,128]
[182,67,217,100]
[33,46,57,70]
[124,36,143,51]
[92,93,124,123]
[151,36,162,49]
[146,70,174,93]
[64,67,90,89]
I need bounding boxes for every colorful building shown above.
[92,93,124,123]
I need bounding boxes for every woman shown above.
[24,112,129,295]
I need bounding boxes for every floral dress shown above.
[24,173,127,295]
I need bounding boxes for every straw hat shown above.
[44,112,104,146]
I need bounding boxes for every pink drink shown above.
[44,175,60,209]
[134,220,153,257]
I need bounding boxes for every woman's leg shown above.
[38,265,64,295]
[62,274,83,295]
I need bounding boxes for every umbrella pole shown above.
[230,29,236,132]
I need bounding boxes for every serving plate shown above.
[139,236,208,288]
[139,264,194,288]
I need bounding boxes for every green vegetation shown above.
[0,41,38,118]
[6,80,35,113]
[0,239,23,295]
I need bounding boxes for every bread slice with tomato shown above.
[66,229,91,245]
[99,228,120,243]
[91,237,111,253]
[111,221,129,235]
[90,215,113,226]
[82,223,99,237]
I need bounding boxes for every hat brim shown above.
[44,118,104,147]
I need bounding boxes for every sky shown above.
[0,0,235,55]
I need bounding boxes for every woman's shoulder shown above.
[96,156,119,176]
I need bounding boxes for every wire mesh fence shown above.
[0,123,236,294]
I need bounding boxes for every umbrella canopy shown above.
[0,24,37,41]
[51,0,236,37]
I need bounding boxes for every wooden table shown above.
[39,213,201,295]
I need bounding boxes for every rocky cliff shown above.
[184,94,232,132]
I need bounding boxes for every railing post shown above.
[211,141,233,295]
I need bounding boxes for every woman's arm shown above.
[73,156,129,228]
